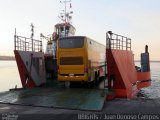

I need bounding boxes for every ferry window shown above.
[60,27,64,32]
[59,37,84,48]
[65,26,69,34]
[66,26,69,31]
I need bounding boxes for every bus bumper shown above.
[58,75,88,82]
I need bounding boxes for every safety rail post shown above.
[20,37,22,51]
[40,41,42,52]
[126,38,128,50]
[130,39,131,50]
[17,37,18,50]
[38,41,39,51]
[14,28,17,50]
[116,35,118,49]
[25,38,26,51]
[17,36,18,50]
[119,39,120,49]
[122,37,123,50]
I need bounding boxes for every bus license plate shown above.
[69,74,74,77]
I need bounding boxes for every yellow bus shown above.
[57,36,106,83]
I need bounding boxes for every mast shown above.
[30,23,34,51]
[65,0,67,23]
[60,0,72,24]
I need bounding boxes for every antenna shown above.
[59,0,73,24]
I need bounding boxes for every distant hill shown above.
[150,61,160,63]
[0,56,159,62]
[135,60,160,63]
[0,56,15,61]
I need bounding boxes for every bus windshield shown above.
[59,37,84,48]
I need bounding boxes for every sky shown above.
[0,0,160,60]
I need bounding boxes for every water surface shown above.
[0,60,160,99]
[0,60,21,92]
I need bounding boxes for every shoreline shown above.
[0,56,15,61]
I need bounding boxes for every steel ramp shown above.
[0,88,106,111]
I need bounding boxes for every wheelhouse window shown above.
[59,37,84,48]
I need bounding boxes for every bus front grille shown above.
[60,57,83,65]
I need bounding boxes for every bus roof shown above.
[60,36,105,47]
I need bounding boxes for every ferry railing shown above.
[14,35,43,52]
[106,31,131,51]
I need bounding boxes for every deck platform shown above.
[0,88,160,120]
[0,88,106,111]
